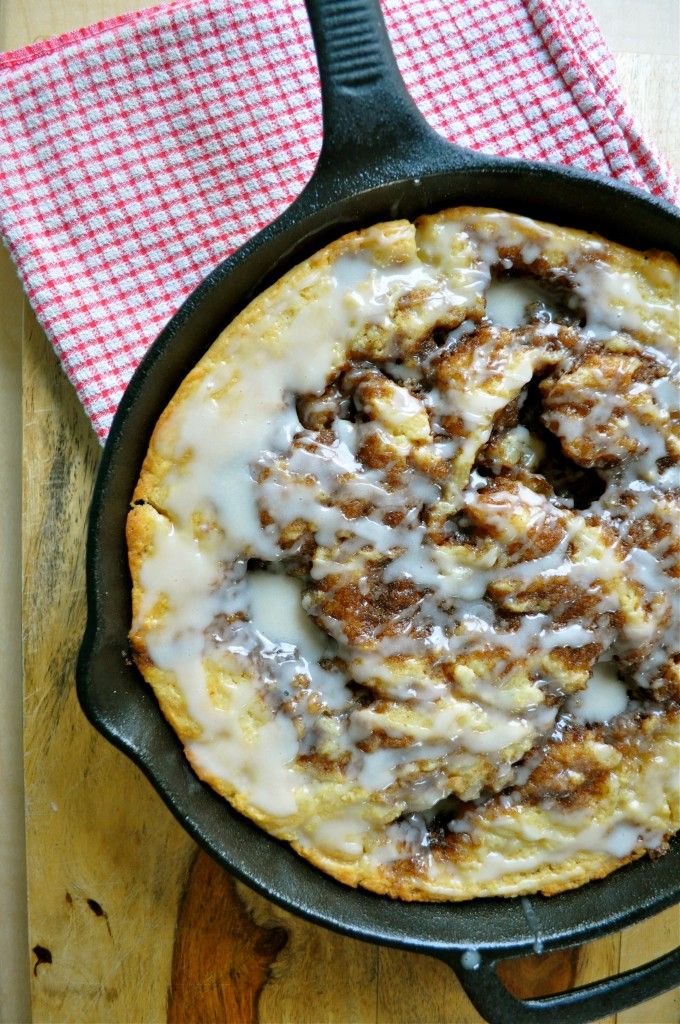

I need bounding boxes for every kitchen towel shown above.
[1,0,677,441]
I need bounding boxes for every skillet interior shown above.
[78,158,680,958]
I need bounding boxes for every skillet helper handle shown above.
[441,944,680,1024]
[304,0,462,183]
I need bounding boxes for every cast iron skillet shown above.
[77,1,680,1020]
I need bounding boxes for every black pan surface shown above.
[77,2,680,1021]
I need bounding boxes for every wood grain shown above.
[23,306,197,1024]
[0,252,29,1024]
[168,852,288,1024]
[3,0,678,1022]
[617,906,680,1024]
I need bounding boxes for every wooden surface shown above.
[0,160,26,1024]
[1,1,679,1022]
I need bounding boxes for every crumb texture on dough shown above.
[128,208,680,900]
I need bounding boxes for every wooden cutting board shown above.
[22,225,680,1024]
[16,2,680,1021]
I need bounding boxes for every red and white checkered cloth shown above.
[1,0,677,441]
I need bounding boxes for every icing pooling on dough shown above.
[568,662,629,724]
[129,208,680,900]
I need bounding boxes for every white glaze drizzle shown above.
[133,209,680,885]
[568,662,629,723]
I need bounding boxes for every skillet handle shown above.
[304,0,473,186]
[439,944,680,1024]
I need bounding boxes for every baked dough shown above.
[128,208,680,900]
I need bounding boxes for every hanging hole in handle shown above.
[496,945,582,1001]
[496,902,680,1004]
[441,929,680,1024]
